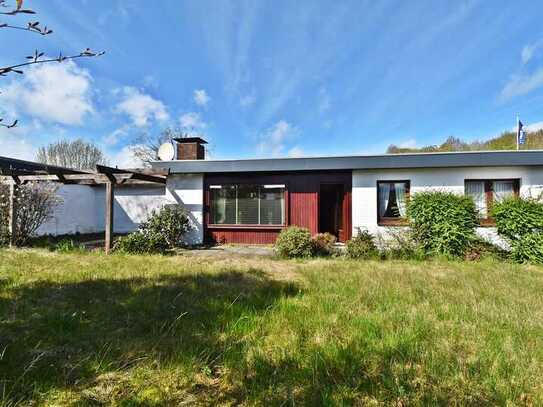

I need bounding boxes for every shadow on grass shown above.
[0,269,300,404]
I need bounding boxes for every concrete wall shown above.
[352,166,543,246]
[37,173,204,244]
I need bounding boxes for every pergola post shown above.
[105,180,115,254]
[8,182,18,247]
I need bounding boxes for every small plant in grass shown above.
[114,205,191,254]
[311,233,337,256]
[345,229,378,259]
[464,238,507,262]
[377,228,427,260]
[408,191,478,258]
[275,226,314,258]
[55,238,86,254]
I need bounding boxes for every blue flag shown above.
[518,120,526,145]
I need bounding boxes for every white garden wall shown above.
[352,166,543,246]
[36,173,205,244]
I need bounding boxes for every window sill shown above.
[377,218,408,227]
[207,224,286,230]
[477,219,496,228]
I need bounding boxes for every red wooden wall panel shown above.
[204,171,352,244]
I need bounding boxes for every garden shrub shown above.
[0,183,62,247]
[114,205,191,254]
[408,191,478,258]
[275,226,314,258]
[491,197,543,241]
[311,233,337,256]
[345,229,378,259]
[114,231,170,255]
[510,232,543,264]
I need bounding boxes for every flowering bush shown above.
[0,183,62,246]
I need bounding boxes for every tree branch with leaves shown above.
[0,0,104,128]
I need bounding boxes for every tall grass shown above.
[0,250,542,405]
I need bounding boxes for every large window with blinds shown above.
[465,179,520,223]
[210,184,285,225]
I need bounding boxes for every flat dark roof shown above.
[173,137,208,144]
[151,150,543,174]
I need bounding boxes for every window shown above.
[465,179,520,223]
[377,181,410,225]
[210,184,285,225]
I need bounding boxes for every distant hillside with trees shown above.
[386,129,543,154]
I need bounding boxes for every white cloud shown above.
[510,121,543,133]
[0,60,94,125]
[0,125,40,160]
[521,40,543,64]
[287,146,304,158]
[257,120,300,157]
[399,139,417,149]
[109,145,144,168]
[115,87,169,127]
[499,68,543,101]
[526,121,543,132]
[240,94,256,108]
[179,112,207,132]
[193,89,211,107]
[103,125,130,146]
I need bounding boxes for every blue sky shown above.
[2,0,543,165]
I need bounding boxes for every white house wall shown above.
[352,166,543,246]
[37,185,100,236]
[164,173,204,244]
[36,173,204,245]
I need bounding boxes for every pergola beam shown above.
[0,156,167,254]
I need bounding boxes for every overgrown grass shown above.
[1,249,542,405]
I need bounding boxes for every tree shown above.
[36,139,107,170]
[130,127,191,164]
[0,182,62,246]
[0,0,103,128]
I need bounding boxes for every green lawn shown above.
[1,250,542,405]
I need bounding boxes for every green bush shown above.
[510,232,543,264]
[311,233,337,256]
[491,197,543,241]
[275,227,314,258]
[114,231,170,255]
[408,191,478,258]
[141,205,191,248]
[114,205,191,255]
[345,229,378,259]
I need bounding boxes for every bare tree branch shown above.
[0,21,53,35]
[0,49,105,77]
[0,0,104,129]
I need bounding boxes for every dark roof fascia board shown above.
[151,150,543,174]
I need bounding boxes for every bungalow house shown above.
[36,137,543,246]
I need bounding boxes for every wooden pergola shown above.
[0,156,167,253]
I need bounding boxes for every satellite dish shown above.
[157,142,175,161]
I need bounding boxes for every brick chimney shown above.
[173,137,207,160]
